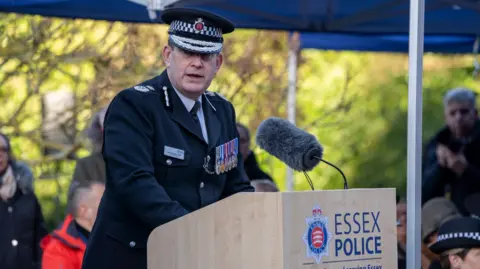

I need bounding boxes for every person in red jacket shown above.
[41,180,105,269]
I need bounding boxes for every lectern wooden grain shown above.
[147,189,397,269]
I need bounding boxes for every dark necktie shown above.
[190,101,201,122]
[190,101,203,139]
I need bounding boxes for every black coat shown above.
[82,71,254,269]
[422,120,480,215]
[244,151,274,182]
[0,162,48,269]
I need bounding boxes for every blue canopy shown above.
[1,0,480,35]
[0,0,156,23]
[299,33,479,53]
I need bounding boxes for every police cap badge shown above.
[161,7,235,54]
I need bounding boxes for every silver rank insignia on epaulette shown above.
[203,92,216,112]
[162,86,170,107]
[133,85,154,92]
[207,91,228,101]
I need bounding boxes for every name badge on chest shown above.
[215,138,238,175]
[164,146,185,160]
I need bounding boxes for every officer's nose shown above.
[191,55,203,68]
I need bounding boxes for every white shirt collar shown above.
[172,86,202,112]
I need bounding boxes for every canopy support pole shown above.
[406,0,424,268]
[286,32,299,191]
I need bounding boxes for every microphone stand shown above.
[313,156,349,190]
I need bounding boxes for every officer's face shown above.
[449,248,480,269]
[163,45,223,99]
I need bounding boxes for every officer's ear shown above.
[214,53,223,73]
[449,254,464,268]
[163,45,173,67]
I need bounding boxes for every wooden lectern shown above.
[147,188,397,269]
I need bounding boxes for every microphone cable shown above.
[302,156,349,190]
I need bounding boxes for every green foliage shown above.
[252,51,478,193]
[1,13,479,230]
[349,66,479,198]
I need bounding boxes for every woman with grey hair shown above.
[0,133,48,269]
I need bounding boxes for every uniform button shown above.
[129,241,136,248]
[7,206,12,213]
[11,239,18,247]
[200,182,204,188]
[166,159,172,165]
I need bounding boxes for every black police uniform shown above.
[81,7,254,269]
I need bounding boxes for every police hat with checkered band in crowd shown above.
[429,217,480,254]
[161,7,235,54]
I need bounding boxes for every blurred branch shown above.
[302,63,357,131]
[5,73,46,127]
[28,144,81,165]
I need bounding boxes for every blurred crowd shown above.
[396,88,480,269]
[0,104,278,269]
[1,87,480,269]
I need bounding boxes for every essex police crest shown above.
[302,205,332,264]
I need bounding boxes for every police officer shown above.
[81,7,254,269]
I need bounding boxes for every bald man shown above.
[41,181,105,269]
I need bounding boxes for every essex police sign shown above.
[333,211,382,258]
[290,189,397,269]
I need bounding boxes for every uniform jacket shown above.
[422,120,480,215]
[41,214,87,269]
[82,70,254,269]
[0,161,47,269]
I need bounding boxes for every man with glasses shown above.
[81,7,254,269]
[422,88,480,215]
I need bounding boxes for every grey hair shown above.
[68,180,103,217]
[69,184,92,217]
[443,88,477,107]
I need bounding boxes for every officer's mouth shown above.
[186,74,204,80]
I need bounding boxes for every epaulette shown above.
[205,91,228,102]
[133,85,155,93]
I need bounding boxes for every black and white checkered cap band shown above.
[436,232,480,242]
[169,20,222,38]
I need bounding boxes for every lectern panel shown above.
[282,189,397,269]
[147,193,284,269]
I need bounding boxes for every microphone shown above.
[255,117,348,190]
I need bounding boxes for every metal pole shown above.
[286,33,299,191]
[407,0,424,268]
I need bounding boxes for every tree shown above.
[2,12,477,229]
